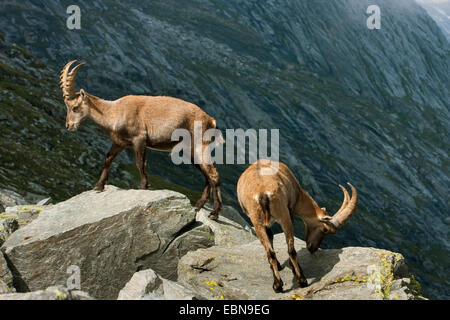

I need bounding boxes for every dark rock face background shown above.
[0,0,448,298]
[417,0,450,40]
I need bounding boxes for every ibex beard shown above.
[60,60,223,220]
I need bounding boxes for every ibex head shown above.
[60,60,89,131]
[305,183,358,253]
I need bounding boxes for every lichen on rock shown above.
[178,235,425,300]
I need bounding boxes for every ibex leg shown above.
[193,144,222,220]
[266,227,283,270]
[280,213,308,288]
[254,223,284,293]
[94,143,124,191]
[133,139,149,189]
[194,164,211,209]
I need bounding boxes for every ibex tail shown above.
[259,193,271,226]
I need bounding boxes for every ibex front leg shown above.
[94,143,125,191]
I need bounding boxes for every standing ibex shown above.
[60,60,223,219]
[237,160,358,292]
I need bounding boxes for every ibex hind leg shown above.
[211,177,222,220]
[193,146,222,220]
[133,139,149,190]
[193,164,212,210]
[266,227,284,271]
[198,163,222,220]
[254,224,284,293]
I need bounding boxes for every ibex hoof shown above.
[208,212,219,221]
[273,281,284,293]
[93,185,105,192]
[195,200,206,209]
[298,278,308,288]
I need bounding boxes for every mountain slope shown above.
[417,0,450,40]
[0,0,448,298]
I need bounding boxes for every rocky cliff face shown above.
[417,0,450,40]
[0,0,448,298]
[1,186,214,299]
[178,234,422,300]
[0,187,423,300]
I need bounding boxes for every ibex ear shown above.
[79,89,86,100]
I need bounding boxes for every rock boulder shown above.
[196,205,256,247]
[0,286,93,300]
[178,234,422,300]
[0,251,13,293]
[118,268,202,300]
[1,186,215,299]
[0,205,47,246]
[0,189,27,209]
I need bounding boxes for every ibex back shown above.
[60,60,223,219]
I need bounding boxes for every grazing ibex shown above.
[60,60,223,219]
[237,160,358,292]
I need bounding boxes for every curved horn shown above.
[60,60,76,97]
[335,184,350,216]
[60,60,84,98]
[330,183,358,229]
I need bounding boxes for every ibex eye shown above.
[73,106,80,112]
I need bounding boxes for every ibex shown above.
[60,60,223,219]
[237,160,358,292]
